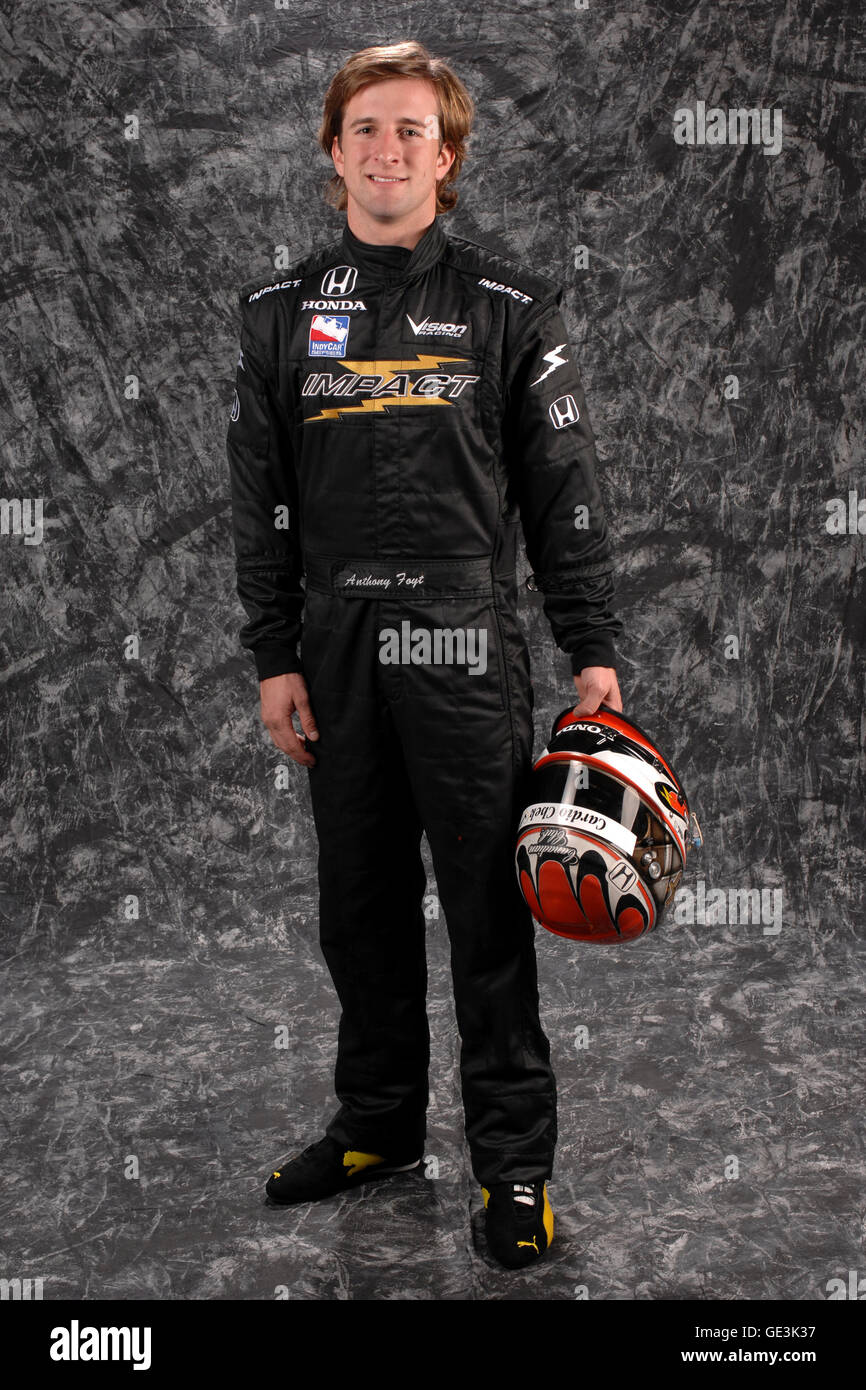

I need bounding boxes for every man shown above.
[226,40,623,1270]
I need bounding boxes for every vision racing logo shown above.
[302,356,479,422]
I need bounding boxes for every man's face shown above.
[331,76,455,230]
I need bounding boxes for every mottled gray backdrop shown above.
[1,0,864,1302]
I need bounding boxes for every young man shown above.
[226,41,623,1269]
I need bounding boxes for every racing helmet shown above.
[515,704,701,944]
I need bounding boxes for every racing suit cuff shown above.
[570,636,617,676]
[252,644,304,680]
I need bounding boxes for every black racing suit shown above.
[226,216,622,1186]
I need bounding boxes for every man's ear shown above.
[436,141,456,181]
[331,133,343,175]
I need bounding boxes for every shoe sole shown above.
[264,1157,423,1208]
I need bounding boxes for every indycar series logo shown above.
[309,314,351,357]
[302,355,479,421]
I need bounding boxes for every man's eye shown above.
[353,126,421,137]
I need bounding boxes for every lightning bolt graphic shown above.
[530,344,568,387]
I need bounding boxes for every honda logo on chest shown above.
[549,394,580,430]
[321,265,358,297]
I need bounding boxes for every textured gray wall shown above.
[1,0,864,1304]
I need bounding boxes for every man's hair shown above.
[318,40,474,215]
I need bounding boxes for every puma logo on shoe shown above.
[342,1150,384,1178]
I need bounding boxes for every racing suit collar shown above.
[341,217,447,284]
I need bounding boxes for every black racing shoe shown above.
[265,1135,423,1207]
[482,1181,554,1268]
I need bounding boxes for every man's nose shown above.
[374,129,402,161]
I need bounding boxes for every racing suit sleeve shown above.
[502,288,623,674]
[226,301,304,680]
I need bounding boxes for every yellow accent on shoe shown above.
[542,1184,554,1248]
[272,1172,280,1178]
[481,1186,490,1207]
[517,1238,539,1252]
[342,1150,384,1178]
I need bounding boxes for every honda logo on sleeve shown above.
[321,265,358,297]
[549,394,580,430]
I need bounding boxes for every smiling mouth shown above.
[367,175,407,183]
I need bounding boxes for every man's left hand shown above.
[572,666,622,716]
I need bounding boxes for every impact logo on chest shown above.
[301,355,480,421]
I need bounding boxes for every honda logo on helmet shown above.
[607,862,637,892]
[321,265,358,297]
[549,394,580,430]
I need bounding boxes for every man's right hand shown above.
[259,672,319,767]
